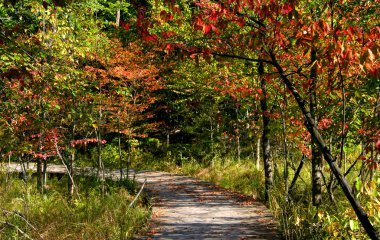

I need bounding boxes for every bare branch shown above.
[0,221,34,240]
[128,178,147,209]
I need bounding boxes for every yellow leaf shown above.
[295,216,301,226]
[368,49,375,63]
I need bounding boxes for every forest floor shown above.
[2,163,280,239]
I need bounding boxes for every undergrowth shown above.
[0,173,150,240]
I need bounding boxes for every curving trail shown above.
[132,170,280,240]
[2,163,280,239]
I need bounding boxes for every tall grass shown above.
[0,173,150,240]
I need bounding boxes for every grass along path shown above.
[3,163,280,239]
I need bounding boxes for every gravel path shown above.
[2,163,280,239]
[133,170,280,240]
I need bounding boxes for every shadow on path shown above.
[2,163,281,239]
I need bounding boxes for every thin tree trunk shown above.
[126,130,131,181]
[288,155,305,195]
[236,107,241,161]
[68,150,74,197]
[281,84,289,201]
[369,90,380,181]
[6,153,12,185]
[210,116,214,154]
[270,52,379,239]
[256,138,260,169]
[19,156,27,182]
[116,0,122,27]
[338,63,346,169]
[118,117,123,182]
[96,129,105,183]
[54,142,80,200]
[344,151,347,173]
[36,158,42,193]
[310,48,322,206]
[166,131,170,147]
[236,133,241,161]
[370,143,375,181]
[36,134,43,193]
[259,62,273,202]
[116,10,121,27]
[43,160,47,191]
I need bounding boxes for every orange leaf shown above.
[368,49,375,63]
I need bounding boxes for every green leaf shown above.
[349,220,358,231]
[355,177,363,192]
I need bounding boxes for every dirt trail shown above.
[2,163,280,239]
[132,170,280,240]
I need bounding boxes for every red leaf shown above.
[144,34,158,42]
[235,18,245,28]
[165,43,174,54]
[210,24,220,35]
[282,4,293,15]
[161,31,176,39]
[196,16,203,26]
[209,10,219,21]
[120,20,130,31]
[318,118,332,130]
[203,24,212,35]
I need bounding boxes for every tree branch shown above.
[0,221,34,240]
[211,52,273,64]
[269,51,379,240]
[128,178,147,208]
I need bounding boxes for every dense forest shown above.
[0,0,379,239]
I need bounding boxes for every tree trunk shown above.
[310,48,322,206]
[43,160,47,191]
[96,129,105,183]
[116,10,121,27]
[259,62,273,202]
[210,116,214,154]
[6,153,12,185]
[166,131,170,147]
[115,0,122,27]
[68,124,76,198]
[118,117,123,182]
[288,155,306,195]
[126,130,131,181]
[36,158,42,193]
[68,150,74,197]
[270,52,379,240]
[19,156,27,182]
[256,138,260,169]
[236,107,241,161]
[236,133,241,161]
[281,84,289,201]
